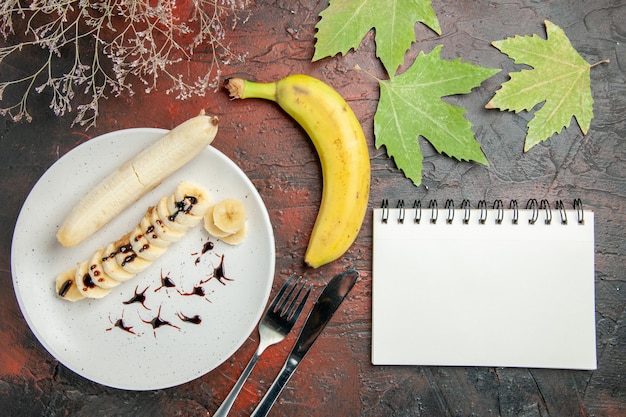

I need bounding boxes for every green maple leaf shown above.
[486,20,594,152]
[374,45,500,186]
[313,0,441,77]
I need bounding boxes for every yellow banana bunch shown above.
[226,74,370,268]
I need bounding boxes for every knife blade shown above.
[249,269,359,417]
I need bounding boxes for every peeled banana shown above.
[55,181,211,301]
[56,112,219,247]
[226,74,370,268]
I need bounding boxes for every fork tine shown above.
[275,275,302,313]
[268,273,296,312]
[287,284,312,323]
[283,281,309,319]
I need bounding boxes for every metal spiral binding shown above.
[494,200,504,224]
[509,200,519,224]
[413,200,422,224]
[574,198,585,224]
[428,200,438,224]
[477,200,488,224]
[397,199,405,224]
[555,200,568,224]
[461,199,471,224]
[445,199,455,224]
[380,199,389,223]
[380,198,583,225]
[526,198,539,224]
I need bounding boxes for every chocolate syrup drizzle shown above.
[104,232,236,336]
[123,286,151,310]
[154,270,176,292]
[141,305,180,337]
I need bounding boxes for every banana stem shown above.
[226,78,277,102]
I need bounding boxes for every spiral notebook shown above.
[372,199,596,370]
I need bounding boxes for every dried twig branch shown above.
[0,0,251,129]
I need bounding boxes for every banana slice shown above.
[174,181,211,217]
[220,221,248,246]
[114,235,152,274]
[75,260,112,299]
[150,205,185,243]
[212,198,247,235]
[130,225,166,261]
[55,268,85,302]
[156,196,189,233]
[102,242,135,282]
[167,195,203,228]
[203,205,232,238]
[141,207,169,248]
[55,182,209,302]
[89,249,121,289]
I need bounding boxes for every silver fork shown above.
[213,274,311,417]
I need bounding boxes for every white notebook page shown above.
[372,205,596,370]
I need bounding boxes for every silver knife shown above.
[249,269,359,417]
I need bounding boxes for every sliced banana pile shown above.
[55,181,211,302]
[203,198,248,245]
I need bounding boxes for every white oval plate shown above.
[11,128,275,390]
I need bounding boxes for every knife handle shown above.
[249,357,299,417]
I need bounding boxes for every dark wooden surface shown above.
[1,1,625,416]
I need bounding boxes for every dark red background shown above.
[1,1,625,416]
